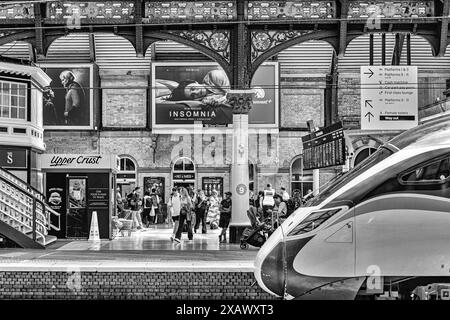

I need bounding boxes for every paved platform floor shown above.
[0,225,258,272]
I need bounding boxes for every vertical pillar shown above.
[313,169,320,196]
[227,90,254,243]
[369,34,374,66]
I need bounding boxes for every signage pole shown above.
[227,90,254,243]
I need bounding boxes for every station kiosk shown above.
[41,154,119,239]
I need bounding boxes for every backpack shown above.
[286,198,295,216]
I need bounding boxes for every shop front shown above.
[41,154,118,239]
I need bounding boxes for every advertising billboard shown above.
[151,62,278,131]
[39,64,94,130]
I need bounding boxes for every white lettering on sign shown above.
[6,152,13,164]
[360,66,418,130]
[50,155,102,167]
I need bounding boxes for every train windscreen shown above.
[306,146,393,206]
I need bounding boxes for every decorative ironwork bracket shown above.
[169,30,230,63]
[251,30,315,62]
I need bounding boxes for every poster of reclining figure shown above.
[152,62,278,131]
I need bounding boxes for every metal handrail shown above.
[0,169,61,243]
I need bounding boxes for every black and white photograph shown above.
[39,64,93,129]
[0,0,450,313]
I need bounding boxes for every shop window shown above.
[0,80,27,120]
[400,155,450,185]
[353,147,377,167]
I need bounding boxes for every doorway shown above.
[172,157,196,192]
[66,176,88,238]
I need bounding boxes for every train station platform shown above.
[0,225,273,300]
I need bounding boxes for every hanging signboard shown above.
[360,66,418,130]
[302,122,346,170]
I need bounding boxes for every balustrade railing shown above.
[0,167,60,246]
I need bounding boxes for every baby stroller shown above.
[240,207,275,249]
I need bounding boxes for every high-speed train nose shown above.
[254,226,285,297]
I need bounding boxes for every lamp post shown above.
[227,89,254,243]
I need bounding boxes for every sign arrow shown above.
[364,68,374,78]
[365,111,374,122]
[365,100,373,108]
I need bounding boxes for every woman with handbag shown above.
[174,187,194,243]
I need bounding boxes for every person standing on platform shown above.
[127,187,143,231]
[218,191,232,243]
[168,188,181,241]
[174,187,194,243]
[194,189,208,234]
[281,187,290,202]
[142,191,152,226]
[262,184,275,220]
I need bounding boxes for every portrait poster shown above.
[39,64,93,130]
[202,177,223,198]
[151,62,278,130]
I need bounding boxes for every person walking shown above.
[168,188,181,241]
[174,187,194,243]
[218,191,232,243]
[194,190,208,234]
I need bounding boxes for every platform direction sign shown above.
[361,66,418,130]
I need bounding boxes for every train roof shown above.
[388,112,450,150]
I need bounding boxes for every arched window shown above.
[117,156,137,198]
[353,147,377,167]
[172,157,196,190]
[120,157,136,172]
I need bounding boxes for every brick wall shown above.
[280,76,326,128]
[100,70,148,128]
[0,271,276,300]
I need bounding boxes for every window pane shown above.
[1,106,8,118]
[10,84,18,95]
[184,159,194,171]
[19,96,25,107]
[10,107,17,118]
[3,83,10,93]
[18,85,26,97]
[401,156,450,183]
[11,95,18,106]
[18,108,25,119]
[125,159,135,171]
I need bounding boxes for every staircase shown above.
[0,167,60,249]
